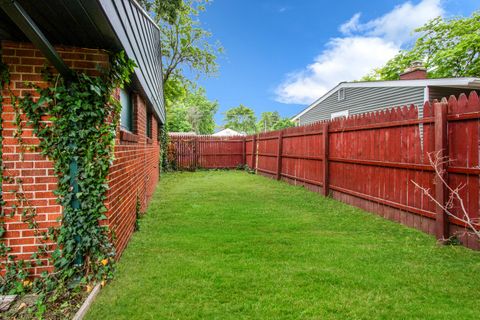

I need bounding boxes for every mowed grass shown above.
[87,171,480,320]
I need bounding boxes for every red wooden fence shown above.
[169,134,245,170]
[170,92,480,249]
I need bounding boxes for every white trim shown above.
[331,110,349,120]
[423,86,429,104]
[291,78,480,121]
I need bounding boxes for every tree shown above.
[142,0,222,168]
[139,0,182,24]
[163,76,189,108]
[141,0,221,124]
[257,111,295,132]
[272,118,295,130]
[364,12,480,80]
[159,0,222,84]
[168,104,192,132]
[257,111,281,132]
[223,105,257,134]
[152,0,221,132]
[167,85,218,134]
[183,86,218,134]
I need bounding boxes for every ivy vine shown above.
[160,123,170,171]
[1,60,48,296]
[0,61,9,268]
[0,51,136,297]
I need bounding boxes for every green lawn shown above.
[87,171,480,319]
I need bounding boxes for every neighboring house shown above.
[0,0,163,274]
[292,65,480,125]
[213,128,245,136]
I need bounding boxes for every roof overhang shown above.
[291,78,480,121]
[0,0,165,123]
[0,0,72,78]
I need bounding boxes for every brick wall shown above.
[1,41,160,275]
[107,93,160,255]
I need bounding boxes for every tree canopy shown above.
[183,86,218,134]
[222,107,295,134]
[223,105,257,134]
[139,0,182,24]
[167,83,218,134]
[158,0,222,84]
[257,111,295,132]
[363,12,480,80]
[272,118,295,130]
[142,0,222,137]
[257,111,280,132]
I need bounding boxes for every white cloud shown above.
[275,0,444,105]
[339,13,361,35]
[276,37,398,104]
[351,0,444,44]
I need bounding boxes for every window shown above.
[337,88,345,101]
[331,110,349,120]
[120,88,133,132]
[146,110,152,139]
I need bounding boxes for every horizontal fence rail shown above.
[169,91,480,250]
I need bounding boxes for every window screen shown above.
[120,89,133,132]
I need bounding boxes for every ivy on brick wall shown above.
[0,52,136,298]
[0,60,47,295]
[0,61,9,263]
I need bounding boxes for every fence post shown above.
[193,136,199,170]
[251,135,257,170]
[276,131,284,180]
[322,122,329,196]
[242,136,246,166]
[434,101,449,241]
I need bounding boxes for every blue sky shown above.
[194,0,480,126]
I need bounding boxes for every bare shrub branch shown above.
[411,150,480,240]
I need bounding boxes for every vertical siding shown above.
[299,86,425,125]
[99,0,165,123]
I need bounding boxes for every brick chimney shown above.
[399,61,427,80]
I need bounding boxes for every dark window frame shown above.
[146,109,153,140]
[120,88,134,133]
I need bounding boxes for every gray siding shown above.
[299,86,425,125]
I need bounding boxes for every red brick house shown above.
[0,0,164,275]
